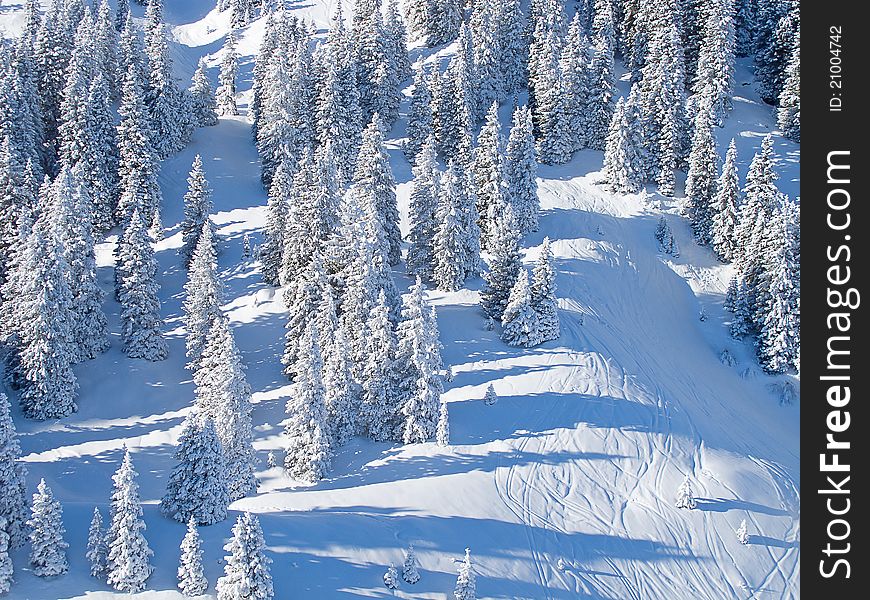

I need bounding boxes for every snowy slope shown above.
[2,1,799,599]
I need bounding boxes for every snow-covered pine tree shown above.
[384,563,399,590]
[534,29,573,165]
[407,137,440,280]
[0,517,11,595]
[193,313,258,500]
[0,396,28,551]
[684,97,719,246]
[282,253,332,375]
[183,224,221,370]
[755,2,797,104]
[353,116,401,266]
[402,544,420,584]
[501,270,542,347]
[284,321,332,482]
[362,290,400,441]
[28,478,69,577]
[586,6,616,151]
[250,8,282,141]
[505,105,539,235]
[161,412,230,525]
[351,0,403,126]
[454,547,476,600]
[180,155,214,264]
[216,31,239,117]
[259,159,291,285]
[655,217,679,256]
[435,398,450,446]
[474,102,510,250]
[216,513,273,600]
[105,449,153,593]
[688,0,735,125]
[118,208,168,361]
[189,59,218,128]
[531,237,560,341]
[483,384,498,406]
[405,0,462,46]
[396,278,444,444]
[323,326,360,447]
[675,476,697,509]
[711,138,741,262]
[431,60,473,163]
[602,97,644,194]
[433,163,476,292]
[736,519,750,544]
[84,71,121,234]
[87,507,107,577]
[384,0,412,85]
[177,517,208,597]
[480,202,522,320]
[559,12,591,153]
[403,64,434,161]
[777,31,800,142]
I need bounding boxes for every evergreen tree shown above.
[323,324,360,446]
[480,203,522,320]
[736,519,750,544]
[284,321,332,482]
[435,398,450,446]
[161,413,230,525]
[181,155,214,264]
[501,270,542,347]
[0,394,27,549]
[407,137,440,280]
[534,30,573,165]
[684,98,719,245]
[0,517,12,595]
[183,224,221,371]
[402,544,420,584]
[189,59,218,127]
[178,518,208,597]
[433,164,472,292]
[216,31,239,116]
[777,32,800,142]
[711,139,741,262]
[454,548,476,600]
[675,476,697,509]
[28,479,69,577]
[118,208,168,361]
[86,507,107,578]
[655,217,680,257]
[431,62,473,162]
[505,106,539,235]
[404,64,434,161]
[216,513,273,600]
[396,279,444,444]
[194,313,258,500]
[405,0,462,46]
[602,97,644,194]
[105,449,153,593]
[84,72,121,234]
[689,0,735,125]
[586,11,617,150]
[260,159,291,285]
[483,384,498,406]
[756,3,797,104]
[362,290,400,441]
[531,238,560,341]
[474,102,510,250]
[559,12,591,153]
[384,563,399,590]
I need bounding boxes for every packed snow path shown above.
[1,1,799,598]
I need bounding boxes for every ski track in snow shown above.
[1,1,799,599]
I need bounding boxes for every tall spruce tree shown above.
[180,155,214,264]
[216,513,274,600]
[406,137,440,280]
[86,507,107,578]
[531,237,560,341]
[28,479,69,577]
[711,139,741,262]
[177,518,208,597]
[480,203,522,319]
[0,393,28,549]
[216,31,239,117]
[501,269,542,347]
[105,449,153,593]
[505,105,539,235]
[684,98,719,245]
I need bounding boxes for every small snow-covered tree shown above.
[105,449,153,593]
[284,321,332,482]
[216,513,273,600]
[216,31,239,117]
[505,105,539,234]
[501,270,542,347]
[0,516,11,595]
[180,155,214,264]
[674,476,697,510]
[86,507,107,577]
[28,479,69,577]
[531,237,560,342]
[480,203,522,320]
[655,217,679,257]
[402,544,420,584]
[0,393,28,548]
[736,519,750,545]
[189,59,218,127]
[711,139,741,262]
[454,547,476,600]
[436,399,450,446]
[384,563,399,590]
[161,413,230,525]
[483,384,498,406]
[178,518,208,597]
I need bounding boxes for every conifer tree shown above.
[433,164,471,292]
[216,513,273,600]
[384,563,399,590]
[777,34,800,142]
[474,103,510,249]
[480,203,522,319]
[189,59,218,128]
[736,519,750,544]
[675,476,697,509]
[87,507,107,578]
[284,322,332,482]
[404,64,434,161]
[559,12,591,153]
[362,290,400,441]
[505,106,539,235]
[436,399,450,446]
[684,98,719,245]
[407,137,440,280]
[0,517,12,595]
[483,384,498,406]
[454,548,476,600]
[28,479,69,577]
[756,4,797,104]
[183,224,221,371]
[689,0,735,125]
[0,394,28,549]
[531,238,560,342]
[402,544,420,584]
[178,518,208,597]
[84,72,121,234]
[501,270,542,347]
[161,413,230,525]
[711,139,741,262]
[217,31,239,117]
[534,30,573,165]
[602,98,644,194]
[260,159,291,285]
[118,208,168,361]
[586,13,617,150]
[181,155,214,264]
[105,449,153,593]
[324,326,360,446]
[431,62,473,162]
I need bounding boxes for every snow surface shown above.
[2,1,799,598]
